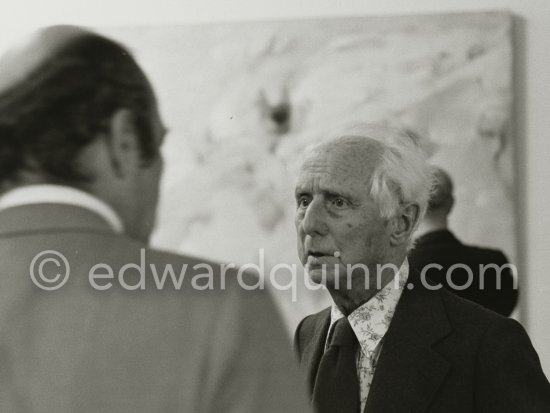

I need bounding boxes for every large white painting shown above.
[100,11,515,330]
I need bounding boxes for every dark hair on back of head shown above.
[427,166,454,212]
[0,32,157,187]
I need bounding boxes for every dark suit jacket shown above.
[408,229,518,316]
[295,271,550,413]
[0,203,310,413]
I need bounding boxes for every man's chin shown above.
[306,268,336,287]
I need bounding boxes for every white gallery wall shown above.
[0,0,549,374]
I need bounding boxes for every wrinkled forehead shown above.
[299,135,383,177]
[0,26,89,94]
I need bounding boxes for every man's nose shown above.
[301,198,329,236]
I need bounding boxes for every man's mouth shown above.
[308,250,331,258]
[306,250,340,263]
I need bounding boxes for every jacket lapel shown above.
[298,308,331,395]
[365,271,452,413]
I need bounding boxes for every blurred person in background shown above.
[0,26,310,413]
[409,166,518,316]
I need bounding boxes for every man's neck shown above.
[415,216,448,239]
[328,256,406,316]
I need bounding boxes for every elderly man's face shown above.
[294,141,391,288]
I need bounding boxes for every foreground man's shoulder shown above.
[437,285,510,325]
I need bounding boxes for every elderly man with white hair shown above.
[293,124,550,413]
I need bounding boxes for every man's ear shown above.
[106,108,140,178]
[390,203,420,247]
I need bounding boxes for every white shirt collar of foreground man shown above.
[327,258,409,412]
[0,184,124,233]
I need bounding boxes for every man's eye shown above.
[297,196,310,208]
[332,197,348,208]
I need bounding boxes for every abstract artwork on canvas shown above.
[102,11,515,329]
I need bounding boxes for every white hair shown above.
[309,123,432,248]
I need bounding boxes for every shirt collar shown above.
[0,184,124,233]
[328,259,409,356]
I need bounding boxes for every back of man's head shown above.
[0,26,158,188]
[427,166,454,216]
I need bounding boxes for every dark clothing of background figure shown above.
[295,270,550,413]
[408,229,518,316]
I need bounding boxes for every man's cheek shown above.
[294,217,302,232]
[296,240,305,258]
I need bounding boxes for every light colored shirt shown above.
[326,259,409,412]
[0,184,124,233]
